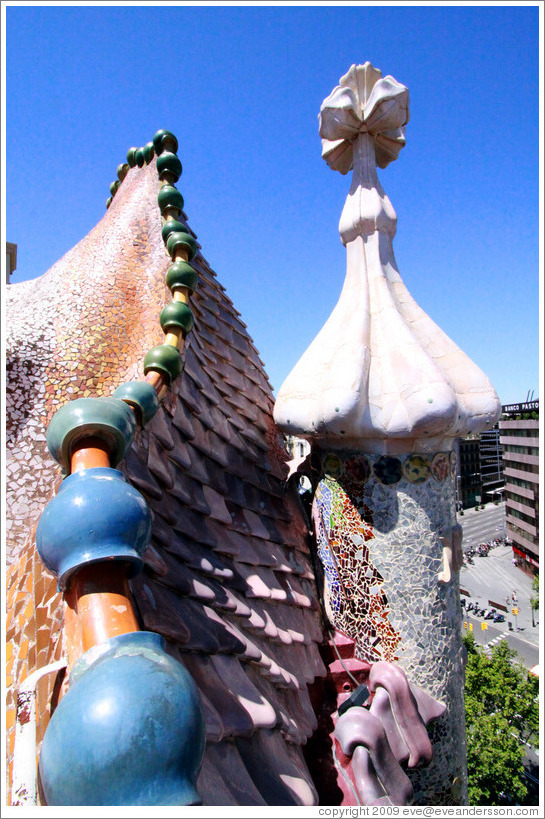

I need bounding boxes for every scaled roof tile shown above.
[168,469,212,515]
[200,742,268,806]
[206,523,265,566]
[210,654,278,730]
[180,653,256,739]
[147,436,176,489]
[171,394,196,438]
[235,729,318,805]
[146,405,175,451]
[122,444,163,500]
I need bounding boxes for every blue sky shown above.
[3,2,541,406]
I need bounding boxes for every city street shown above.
[457,502,539,670]
[457,501,507,552]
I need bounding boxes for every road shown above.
[457,502,539,669]
[457,501,507,551]
[463,615,539,669]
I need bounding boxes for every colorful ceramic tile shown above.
[313,472,401,662]
[431,452,450,482]
[322,452,342,478]
[403,454,431,484]
[373,455,402,485]
[343,454,370,484]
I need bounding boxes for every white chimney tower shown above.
[275,63,501,805]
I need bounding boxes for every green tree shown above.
[463,633,539,805]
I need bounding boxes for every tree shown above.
[530,574,539,628]
[463,633,539,805]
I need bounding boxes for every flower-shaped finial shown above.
[319,62,410,174]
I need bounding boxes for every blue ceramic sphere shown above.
[35,467,151,589]
[39,632,206,806]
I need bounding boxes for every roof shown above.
[5,152,327,805]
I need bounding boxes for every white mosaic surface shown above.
[365,468,467,804]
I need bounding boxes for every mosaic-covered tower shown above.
[274,63,501,804]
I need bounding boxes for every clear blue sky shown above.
[3,2,541,406]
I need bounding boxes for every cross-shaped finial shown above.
[319,62,410,173]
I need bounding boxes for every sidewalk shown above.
[457,500,504,517]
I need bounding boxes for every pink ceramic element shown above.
[368,686,410,762]
[368,661,433,767]
[334,706,413,805]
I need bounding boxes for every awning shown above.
[513,547,540,568]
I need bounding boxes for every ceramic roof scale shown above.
[275,63,501,805]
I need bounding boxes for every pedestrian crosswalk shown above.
[458,504,506,553]
[483,634,507,657]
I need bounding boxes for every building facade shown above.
[479,424,504,502]
[285,435,311,461]
[499,401,539,573]
[458,437,482,509]
[6,241,17,284]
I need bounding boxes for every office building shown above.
[479,424,504,502]
[458,436,482,509]
[499,400,539,572]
